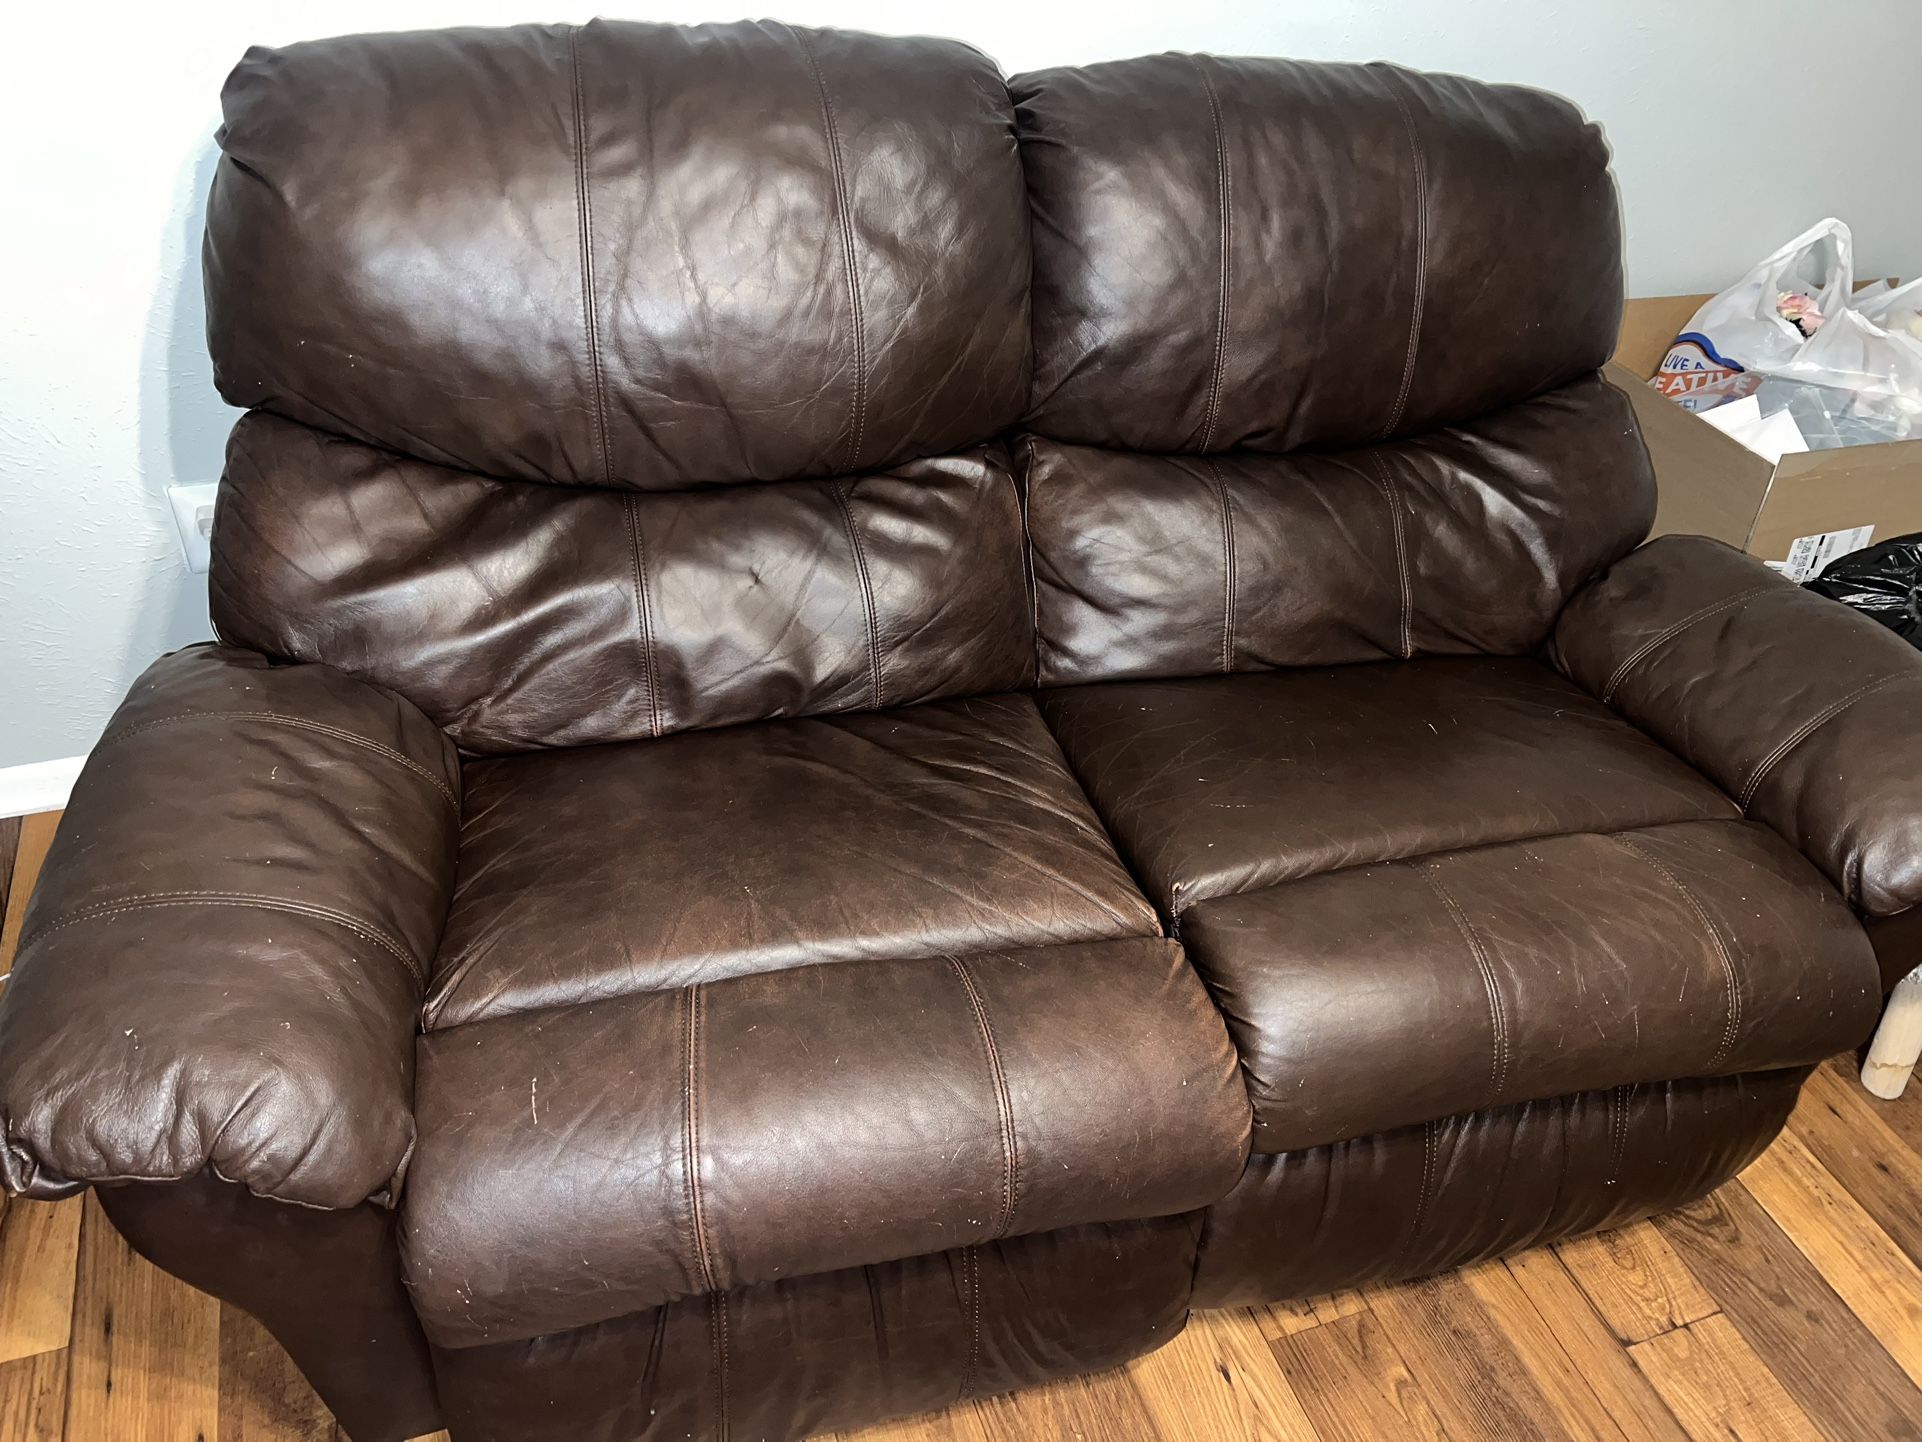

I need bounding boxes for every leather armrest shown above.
[0,645,460,1209]
[1550,535,1922,918]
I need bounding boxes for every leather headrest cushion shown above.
[206,20,1031,490]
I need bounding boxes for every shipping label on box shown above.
[1764,525,1877,583]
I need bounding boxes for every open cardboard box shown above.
[1610,294,1922,578]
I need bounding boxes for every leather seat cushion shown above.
[1180,819,1879,1153]
[1036,655,1738,915]
[426,693,1160,1029]
[404,937,1250,1347]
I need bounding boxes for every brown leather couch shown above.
[2,21,1914,1442]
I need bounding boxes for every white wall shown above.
[5,0,1921,769]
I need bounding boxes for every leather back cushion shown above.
[1026,374,1652,687]
[1013,55,1621,452]
[205,21,1029,490]
[212,414,1033,752]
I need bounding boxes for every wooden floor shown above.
[3,813,1921,1440]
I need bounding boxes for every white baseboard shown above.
[0,756,86,818]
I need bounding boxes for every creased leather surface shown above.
[0,646,459,1208]
[102,1176,442,1442]
[407,939,1246,1348]
[1552,535,1922,916]
[427,693,1157,1028]
[1024,375,1651,686]
[1183,820,1877,1153]
[1193,1067,1803,1308]
[15,21,1891,1442]
[206,21,1029,489]
[1014,54,1620,451]
[1038,656,1735,915]
[213,412,1034,753]
[430,1214,1199,1442]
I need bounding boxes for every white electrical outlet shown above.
[166,482,220,574]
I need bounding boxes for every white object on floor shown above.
[0,755,84,818]
[1863,967,1922,1099]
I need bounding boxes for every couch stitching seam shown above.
[1019,436,1042,683]
[682,983,721,1294]
[1192,54,1231,452]
[948,956,1019,1241]
[1207,459,1238,673]
[1611,835,1741,1068]
[1738,673,1899,809]
[1367,452,1412,658]
[19,893,423,988]
[1404,1120,1438,1265]
[1600,586,1773,703]
[710,1289,730,1442]
[1383,79,1428,436]
[1609,1083,1631,1185]
[95,711,456,813]
[958,1244,983,1401]
[1419,863,1508,1097]
[567,26,612,488]
[795,25,868,473]
[833,481,885,711]
[623,495,663,737]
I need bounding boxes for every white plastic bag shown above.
[1777,304,1922,408]
[1653,218,1854,410]
[1857,277,1922,342]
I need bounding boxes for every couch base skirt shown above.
[429,1211,1201,1442]
[1193,1065,1804,1308]
[98,1173,442,1442]
[91,1068,1804,1442]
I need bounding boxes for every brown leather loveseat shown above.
[3,20,1916,1442]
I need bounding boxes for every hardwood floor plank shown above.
[0,1198,82,1365]
[1629,1314,1821,1442]
[217,1304,337,1442]
[1127,1309,1320,1441]
[0,1351,66,1442]
[837,1396,990,1442]
[1554,1220,1717,1344]
[835,1412,983,1442]
[1270,1309,1452,1442]
[1655,1181,1922,1441]
[1791,1060,1922,1271]
[1364,1270,1572,1442]
[0,812,58,979]
[64,1194,219,1442]
[1499,1248,1691,1442]
[1845,1049,1922,1162]
[1253,1290,1368,1342]
[1742,1123,1922,1391]
[0,810,80,1442]
[968,1367,1159,1442]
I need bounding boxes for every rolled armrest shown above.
[0,645,460,1209]
[1550,535,1922,917]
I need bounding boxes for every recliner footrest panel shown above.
[404,936,1250,1348]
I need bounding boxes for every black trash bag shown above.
[1804,533,1922,647]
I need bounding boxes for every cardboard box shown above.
[1610,294,1922,579]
